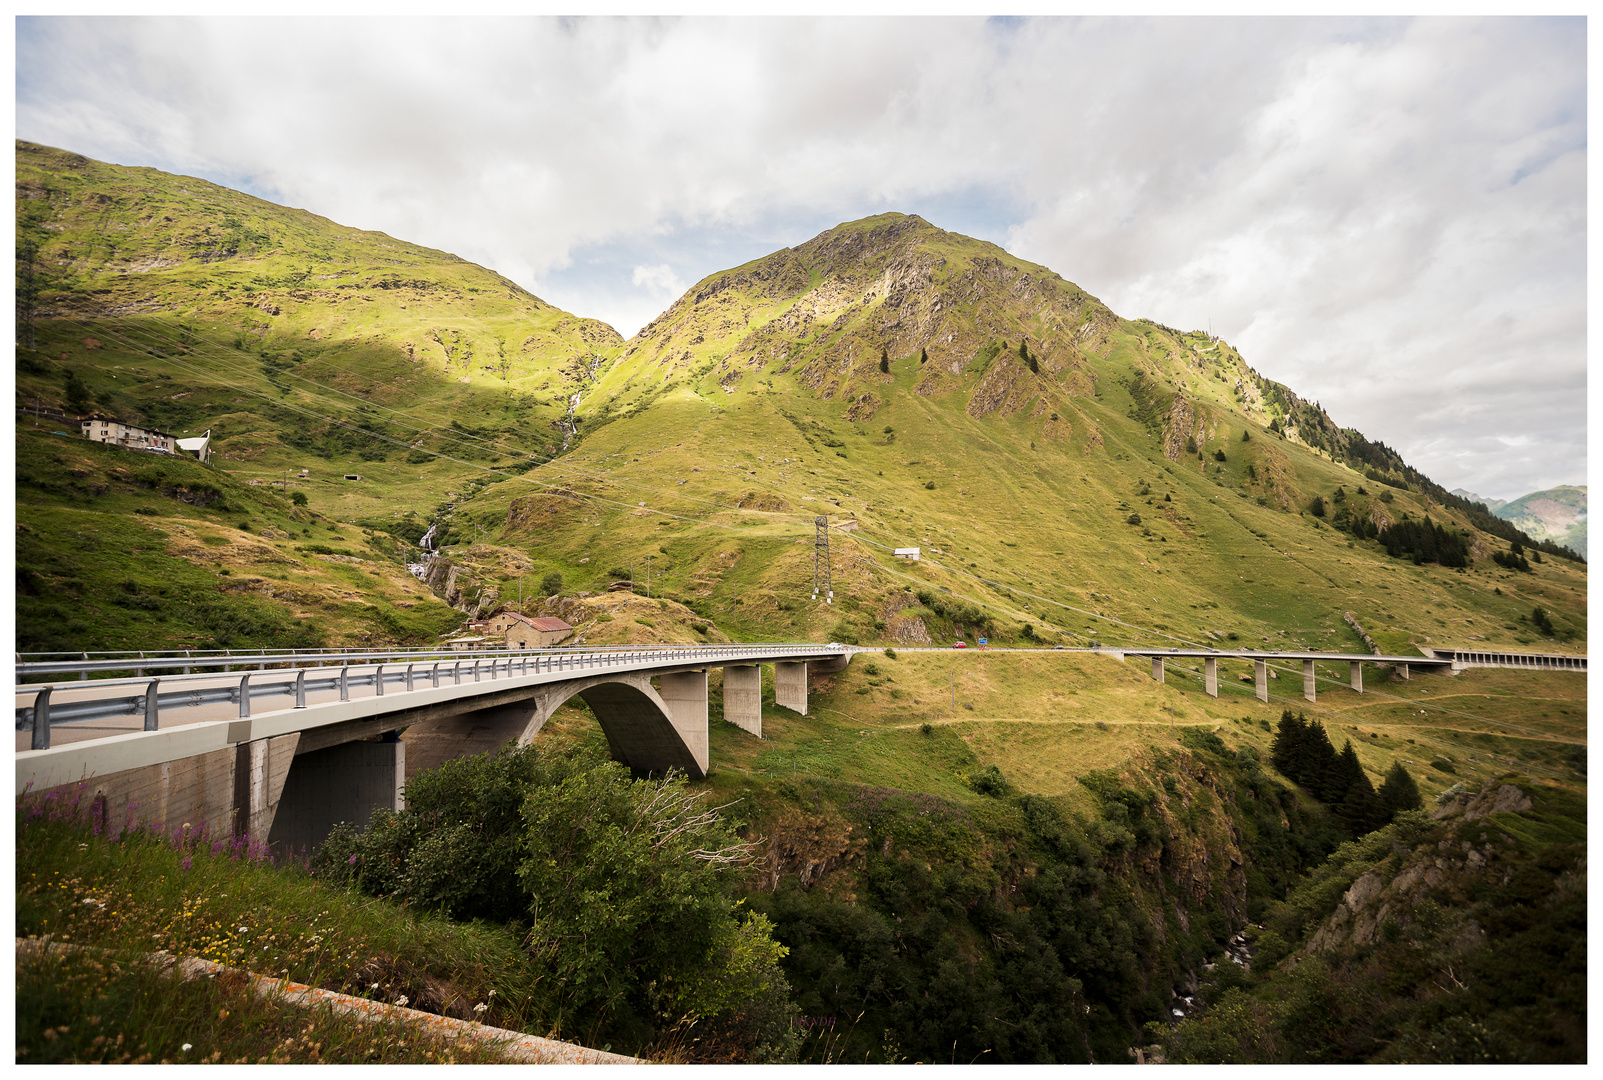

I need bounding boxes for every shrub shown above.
[540,571,563,595]
[968,764,1007,797]
[290,491,308,506]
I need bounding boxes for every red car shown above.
[954,640,967,649]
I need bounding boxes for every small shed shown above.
[507,614,573,650]
[446,635,489,651]
[894,547,921,561]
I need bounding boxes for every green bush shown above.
[317,744,798,1060]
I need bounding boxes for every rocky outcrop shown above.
[1303,782,1536,955]
[1343,612,1381,655]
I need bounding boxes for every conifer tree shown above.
[1377,761,1423,819]
[879,347,890,374]
[919,347,928,364]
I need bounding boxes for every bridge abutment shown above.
[1350,661,1364,693]
[1303,660,1317,702]
[1204,658,1218,698]
[267,735,405,859]
[1151,658,1165,684]
[1254,660,1268,703]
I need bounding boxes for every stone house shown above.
[505,614,574,649]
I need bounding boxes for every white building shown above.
[80,415,177,453]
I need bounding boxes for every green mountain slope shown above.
[14,139,623,651]
[442,212,1584,659]
[1495,485,1586,560]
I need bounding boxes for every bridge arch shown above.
[402,670,709,781]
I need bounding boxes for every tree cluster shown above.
[1376,517,1470,568]
[1270,711,1420,835]
[1492,541,1532,572]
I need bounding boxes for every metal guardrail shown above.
[16,643,845,751]
[14,643,836,679]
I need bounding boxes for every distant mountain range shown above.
[1451,485,1586,558]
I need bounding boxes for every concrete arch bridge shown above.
[15,643,848,857]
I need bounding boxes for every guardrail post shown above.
[473,660,481,682]
[31,687,52,750]
[183,649,192,675]
[454,660,462,685]
[375,664,385,696]
[406,664,415,692]
[238,674,251,719]
[80,652,88,682]
[431,662,440,688]
[135,651,145,679]
[294,669,307,709]
[339,666,350,701]
[144,678,161,729]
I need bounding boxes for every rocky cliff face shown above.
[1304,782,1535,954]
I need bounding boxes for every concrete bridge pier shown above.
[268,735,405,860]
[1254,660,1268,703]
[657,671,709,773]
[1350,661,1364,693]
[724,665,763,737]
[1395,663,1410,681]
[1151,657,1165,684]
[1204,658,1219,697]
[1303,660,1317,703]
[775,661,808,716]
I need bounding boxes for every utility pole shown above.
[646,555,652,599]
[950,668,955,712]
[812,514,832,604]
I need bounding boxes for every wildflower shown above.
[182,1044,193,1052]
[473,1002,487,1016]
[394,996,409,1008]
[180,856,193,871]
[349,855,358,865]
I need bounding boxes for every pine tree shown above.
[1019,340,1038,374]
[63,370,92,415]
[1377,762,1423,819]
[879,347,890,374]
[1271,710,1306,777]
[920,347,928,364]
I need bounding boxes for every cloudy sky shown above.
[15,15,1586,501]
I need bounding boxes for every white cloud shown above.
[15,15,1585,499]
[631,263,686,297]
